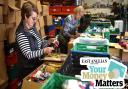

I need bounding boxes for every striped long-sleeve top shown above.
[16,27,48,60]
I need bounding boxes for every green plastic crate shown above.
[85,27,102,35]
[110,28,120,35]
[40,73,79,89]
[85,27,110,40]
[73,37,109,46]
[103,31,110,40]
[90,22,111,28]
[74,43,109,52]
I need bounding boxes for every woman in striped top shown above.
[16,2,58,80]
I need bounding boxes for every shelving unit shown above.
[41,0,77,34]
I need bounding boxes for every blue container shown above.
[70,47,110,60]
[61,19,65,26]
[44,25,55,33]
[71,50,109,57]
[48,25,55,32]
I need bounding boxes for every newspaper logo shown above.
[80,57,127,88]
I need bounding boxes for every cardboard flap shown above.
[37,0,42,13]
[8,4,20,11]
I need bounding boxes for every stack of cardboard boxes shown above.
[3,0,21,44]
[0,0,52,88]
[0,0,8,89]
[15,0,46,38]
[0,0,8,88]
[0,25,8,89]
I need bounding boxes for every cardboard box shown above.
[0,42,8,82]
[22,77,43,89]
[5,23,17,43]
[22,62,63,89]
[0,80,8,89]
[125,32,128,36]
[8,26,17,44]
[122,49,128,62]
[36,0,42,14]
[109,43,122,57]
[16,0,37,9]
[3,0,16,15]
[3,0,8,15]
[109,47,120,57]
[40,27,45,38]
[22,64,47,89]
[36,20,40,32]
[28,0,37,5]
[4,3,20,24]
[38,15,44,28]
[43,15,53,26]
[0,24,6,41]
[16,0,27,9]
[15,11,21,26]
[36,16,45,38]
[0,0,3,5]
[42,1,49,5]
[0,6,3,23]
[42,5,49,16]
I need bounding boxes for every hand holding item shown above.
[53,39,59,48]
[48,38,59,47]
[43,47,54,55]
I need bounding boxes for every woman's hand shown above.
[43,47,54,55]
[48,38,59,47]
[53,39,59,48]
[75,32,80,38]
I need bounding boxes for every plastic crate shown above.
[73,37,109,46]
[53,20,61,26]
[74,43,108,52]
[44,25,55,32]
[58,55,88,77]
[49,6,62,14]
[90,22,111,28]
[85,27,102,35]
[110,28,120,35]
[41,73,78,89]
[61,6,75,14]
[71,47,109,59]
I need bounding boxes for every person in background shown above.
[58,6,84,53]
[15,1,58,83]
[111,2,120,20]
[78,13,91,33]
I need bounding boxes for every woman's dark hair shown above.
[21,1,38,20]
